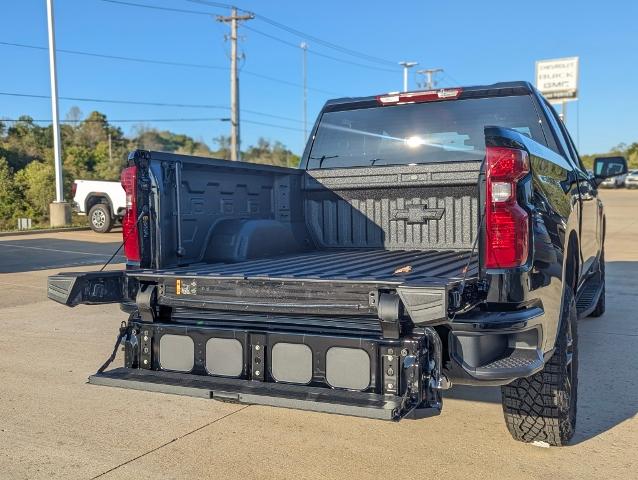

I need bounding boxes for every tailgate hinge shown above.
[377,292,409,339]
[136,284,157,322]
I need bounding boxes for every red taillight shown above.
[120,166,140,263]
[484,146,530,269]
[71,182,77,197]
[377,88,462,105]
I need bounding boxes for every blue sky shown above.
[0,0,636,155]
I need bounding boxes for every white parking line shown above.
[0,243,123,257]
[0,280,46,290]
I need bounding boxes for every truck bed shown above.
[134,248,478,285]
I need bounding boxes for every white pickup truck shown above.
[72,179,126,233]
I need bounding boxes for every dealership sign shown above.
[535,57,579,102]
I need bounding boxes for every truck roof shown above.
[323,81,536,111]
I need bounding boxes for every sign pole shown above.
[562,99,567,124]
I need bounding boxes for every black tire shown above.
[501,288,578,446]
[589,250,605,317]
[88,203,113,233]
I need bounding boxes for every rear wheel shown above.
[89,203,113,233]
[500,288,578,446]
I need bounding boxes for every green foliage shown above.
[14,160,55,219]
[0,116,52,171]
[0,109,299,229]
[244,137,300,167]
[133,126,213,157]
[0,157,21,229]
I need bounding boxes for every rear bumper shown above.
[445,306,547,386]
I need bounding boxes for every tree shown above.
[212,135,231,160]
[14,160,55,219]
[0,116,51,170]
[243,137,299,167]
[65,106,83,123]
[0,157,21,229]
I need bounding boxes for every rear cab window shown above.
[306,94,547,169]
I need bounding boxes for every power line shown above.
[243,118,303,132]
[242,26,396,73]
[98,0,470,91]
[1,117,227,123]
[96,0,398,69]
[441,71,463,87]
[0,116,304,132]
[0,40,341,95]
[0,40,225,70]
[0,91,303,124]
[97,0,216,16]
[187,0,397,66]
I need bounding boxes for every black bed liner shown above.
[132,248,477,284]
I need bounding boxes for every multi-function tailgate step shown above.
[90,368,416,421]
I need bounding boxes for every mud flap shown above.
[47,271,125,306]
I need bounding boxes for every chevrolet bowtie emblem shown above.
[392,205,445,224]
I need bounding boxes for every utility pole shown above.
[46,0,70,227]
[417,68,443,89]
[217,8,254,161]
[399,61,418,92]
[108,131,112,162]
[300,42,308,145]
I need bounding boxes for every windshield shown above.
[307,95,546,169]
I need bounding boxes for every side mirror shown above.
[593,156,628,180]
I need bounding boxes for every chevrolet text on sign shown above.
[535,57,579,102]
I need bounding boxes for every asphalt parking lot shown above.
[0,190,636,480]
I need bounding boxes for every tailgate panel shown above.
[48,271,125,306]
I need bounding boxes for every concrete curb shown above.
[0,226,91,237]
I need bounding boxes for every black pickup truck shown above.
[48,81,627,446]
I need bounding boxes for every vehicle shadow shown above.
[0,236,124,273]
[446,261,638,446]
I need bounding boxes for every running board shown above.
[576,279,603,318]
[89,368,440,421]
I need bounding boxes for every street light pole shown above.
[46,0,63,203]
[46,0,70,227]
[399,61,418,92]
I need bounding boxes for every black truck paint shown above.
[48,81,626,445]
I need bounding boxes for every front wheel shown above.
[89,204,113,233]
[500,288,578,446]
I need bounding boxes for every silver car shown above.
[625,170,638,189]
